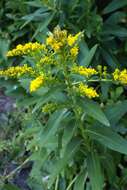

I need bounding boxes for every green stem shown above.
[55,176,59,190]
[66,175,78,190]
[3,158,30,180]
[62,58,87,142]
[72,78,113,85]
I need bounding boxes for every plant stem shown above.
[55,176,59,190]
[66,175,78,190]
[3,158,30,180]
[72,78,113,85]
[62,58,87,142]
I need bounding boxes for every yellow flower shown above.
[7,42,46,57]
[113,69,127,84]
[113,69,120,81]
[70,47,79,57]
[46,27,81,52]
[46,36,54,45]
[72,66,97,77]
[52,42,62,51]
[67,32,81,46]
[78,83,99,98]
[30,76,44,92]
[40,56,51,64]
[46,35,63,51]
[0,64,35,78]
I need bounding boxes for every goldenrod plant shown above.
[1,27,127,190]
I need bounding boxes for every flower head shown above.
[78,83,99,98]
[70,47,79,57]
[0,65,35,78]
[113,69,127,84]
[30,76,44,92]
[7,42,46,57]
[72,66,97,77]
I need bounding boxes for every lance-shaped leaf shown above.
[80,99,110,127]
[86,126,127,155]
[74,169,87,190]
[39,109,67,147]
[48,138,82,188]
[103,0,127,14]
[87,152,104,190]
[80,44,98,67]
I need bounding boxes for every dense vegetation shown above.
[0,0,127,190]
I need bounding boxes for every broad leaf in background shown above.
[87,152,104,190]
[87,126,127,155]
[80,99,110,126]
[32,12,55,39]
[101,48,119,70]
[3,183,21,190]
[80,44,98,67]
[38,109,67,147]
[74,170,87,190]
[103,0,127,14]
[105,100,127,125]
[48,138,82,188]
[61,119,76,156]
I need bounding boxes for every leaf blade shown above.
[87,152,104,190]
[80,99,110,126]
[80,44,98,67]
[86,126,127,155]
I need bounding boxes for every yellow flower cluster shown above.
[67,32,81,46]
[7,42,46,57]
[0,64,34,78]
[113,69,127,84]
[30,76,44,92]
[70,47,79,57]
[72,66,97,77]
[46,27,81,53]
[46,35,63,51]
[42,102,57,113]
[46,27,67,51]
[78,83,99,98]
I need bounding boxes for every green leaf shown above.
[17,96,42,107]
[86,126,127,155]
[102,154,117,183]
[105,11,126,25]
[39,109,67,147]
[101,48,119,70]
[32,12,55,39]
[80,44,98,67]
[74,170,87,190]
[29,149,48,184]
[48,138,81,188]
[21,9,51,29]
[105,100,127,125]
[61,119,76,156]
[19,78,31,90]
[3,183,21,190]
[87,152,104,190]
[25,1,46,8]
[101,82,111,101]
[103,0,127,14]
[102,25,127,38]
[80,99,110,126]
[32,87,66,113]
[0,39,9,61]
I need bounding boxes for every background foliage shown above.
[0,0,127,190]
